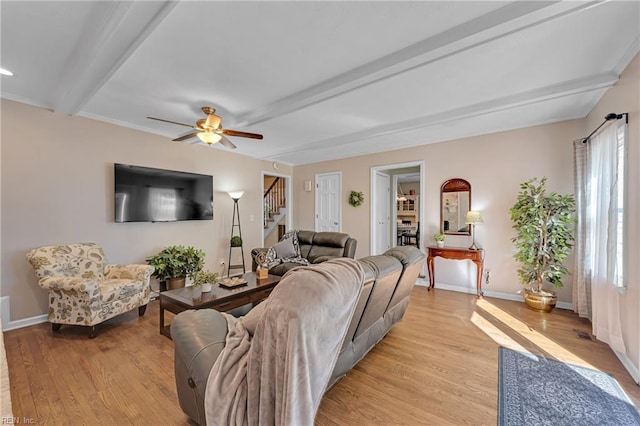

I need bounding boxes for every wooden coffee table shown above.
[159,272,281,338]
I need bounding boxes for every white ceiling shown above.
[1,1,638,165]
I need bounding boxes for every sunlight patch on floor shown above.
[475,298,596,369]
[470,312,530,354]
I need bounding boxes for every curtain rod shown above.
[582,112,628,143]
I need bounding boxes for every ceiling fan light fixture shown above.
[204,114,221,130]
[197,131,222,145]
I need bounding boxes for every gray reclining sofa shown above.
[171,246,425,424]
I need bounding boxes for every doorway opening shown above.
[262,172,292,247]
[370,161,424,256]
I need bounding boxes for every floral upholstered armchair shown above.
[26,243,154,338]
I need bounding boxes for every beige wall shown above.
[0,99,291,322]
[294,120,580,303]
[585,55,639,374]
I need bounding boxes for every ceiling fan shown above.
[147,106,263,149]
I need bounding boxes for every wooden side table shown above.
[426,245,485,298]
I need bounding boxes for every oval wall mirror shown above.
[440,178,471,235]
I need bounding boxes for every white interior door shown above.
[315,172,341,232]
[374,172,390,254]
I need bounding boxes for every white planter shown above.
[202,282,213,292]
[436,241,445,248]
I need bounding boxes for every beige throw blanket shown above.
[205,258,364,426]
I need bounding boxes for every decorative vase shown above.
[202,282,213,292]
[523,288,557,312]
[437,241,445,248]
[167,277,186,290]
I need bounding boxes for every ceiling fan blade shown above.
[172,132,199,142]
[222,129,263,139]
[147,117,196,128]
[219,135,237,150]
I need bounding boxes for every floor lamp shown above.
[227,191,246,277]
[465,211,483,250]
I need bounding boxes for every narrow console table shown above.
[426,245,485,298]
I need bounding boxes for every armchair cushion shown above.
[38,277,100,294]
[100,279,146,303]
[104,264,154,282]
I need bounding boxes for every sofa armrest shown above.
[104,264,154,285]
[38,277,99,294]
[172,309,228,424]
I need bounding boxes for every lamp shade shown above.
[197,131,222,144]
[228,191,244,200]
[465,211,483,224]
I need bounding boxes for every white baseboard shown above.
[0,296,49,332]
[4,314,49,332]
[417,281,574,310]
[614,350,640,385]
[0,297,9,330]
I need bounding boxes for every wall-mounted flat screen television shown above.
[114,163,213,223]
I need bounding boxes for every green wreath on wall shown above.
[348,191,365,207]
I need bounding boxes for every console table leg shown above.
[427,256,435,290]
[475,260,484,299]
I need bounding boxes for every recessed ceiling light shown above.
[0,68,14,76]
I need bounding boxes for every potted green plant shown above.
[192,270,219,293]
[433,233,446,248]
[146,245,205,290]
[509,177,575,312]
[230,236,243,247]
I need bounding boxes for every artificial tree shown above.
[509,177,575,296]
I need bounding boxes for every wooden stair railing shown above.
[264,177,286,228]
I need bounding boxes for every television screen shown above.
[114,163,213,223]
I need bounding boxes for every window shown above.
[614,124,626,287]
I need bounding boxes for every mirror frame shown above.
[440,178,472,236]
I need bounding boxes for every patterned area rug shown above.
[498,347,640,426]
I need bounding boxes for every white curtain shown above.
[574,121,626,353]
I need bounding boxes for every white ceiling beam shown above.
[265,72,618,161]
[237,1,604,127]
[52,1,177,115]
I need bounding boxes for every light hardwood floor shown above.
[5,288,639,425]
